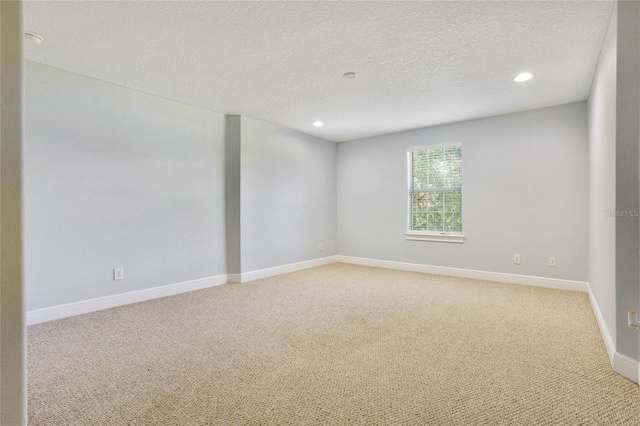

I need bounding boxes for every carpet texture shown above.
[28,263,640,425]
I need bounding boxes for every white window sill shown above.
[405,232,464,243]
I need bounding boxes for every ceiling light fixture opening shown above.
[25,31,43,45]
[343,72,358,79]
[313,121,324,127]
[514,72,533,82]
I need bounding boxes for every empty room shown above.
[2,0,640,424]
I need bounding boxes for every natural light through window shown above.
[407,142,463,243]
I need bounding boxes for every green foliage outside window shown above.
[409,145,462,233]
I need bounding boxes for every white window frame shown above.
[406,141,464,243]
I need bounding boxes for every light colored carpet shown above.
[28,263,640,425]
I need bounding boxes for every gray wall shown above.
[225,115,242,274]
[337,103,589,281]
[588,3,617,346]
[240,116,337,273]
[1,1,27,423]
[24,61,227,310]
[615,0,640,360]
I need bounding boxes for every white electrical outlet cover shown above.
[114,268,124,280]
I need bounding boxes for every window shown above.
[407,142,463,243]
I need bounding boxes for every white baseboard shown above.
[613,352,640,383]
[227,274,242,283]
[587,288,615,362]
[27,274,228,325]
[334,255,589,292]
[587,287,640,384]
[237,256,337,283]
[27,256,338,324]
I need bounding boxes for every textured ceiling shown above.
[24,1,614,142]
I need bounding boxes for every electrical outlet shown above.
[513,254,521,265]
[549,257,557,267]
[113,267,124,280]
[319,243,323,252]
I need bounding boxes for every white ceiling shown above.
[24,1,614,142]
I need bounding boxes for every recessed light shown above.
[25,31,43,45]
[514,72,533,82]
[343,72,358,79]
[313,121,324,127]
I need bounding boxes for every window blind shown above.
[407,142,462,233]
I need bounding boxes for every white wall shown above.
[24,61,227,310]
[588,3,617,347]
[615,0,640,360]
[240,116,337,273]
[337,103,589,281]
[586,0,640,380]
